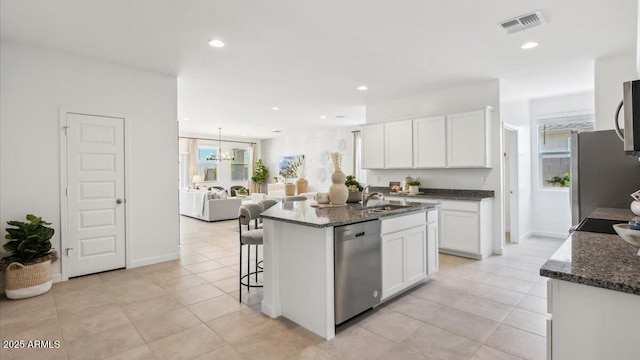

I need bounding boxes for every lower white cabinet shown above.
[439,199,493,259]
[426,209,439,275]
[381,212,427,300]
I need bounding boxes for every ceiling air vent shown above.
[499,11,545,34]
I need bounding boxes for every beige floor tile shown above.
[171,283,225,306]
[52,274,102,292]
[154,274,208,292]
[183,260,225,274]
[228,288,264,306]
[358,308,423,343]
[377,345,428,360]
[195,344,246,360]
[211,276,243,293]
[384,294,446,323]
[187,294,246,322]
[206,307,279,342]
[54,285,117,316]
[120,294,183,322]
[98,268,143,283]
[215,255,241,266]
[0,300,58,334]
[502,308,548,337]
[67,323,145,360]
[471,345,524,360]
[409,282,466,305]
[59,303,131,340]
[0,343,68,360]
[132,307,202,342]
[178,254,210,266]
[146,267,193,283]
[112,283,168,306]
[105,345,157,360]
[197,267,238,283]
[517,294,548,315]
[231,323,323,360]
[199,249,236,260]
[0,317,66,360]
[451,294,514,322]
[485,324,546,360]
[148,324,226,360]
[318,325,396,360]
[527,283,547,298]
[289,345,338,360]
[401,323,481,360]
[427,306,500,343]
[466,282,526,306]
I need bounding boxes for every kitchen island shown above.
[540,208,640,360]
[260,199,439,339]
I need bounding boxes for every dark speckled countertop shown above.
[260,199,439,228]
[540,207,640,295]
[371,187,494,201]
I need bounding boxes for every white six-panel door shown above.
[65,113,125,277]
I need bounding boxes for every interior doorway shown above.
[503,125,519,244]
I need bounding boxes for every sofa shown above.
[179,189,242,222]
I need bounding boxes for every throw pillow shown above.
[207,191,219,200]
[217,190,228,200]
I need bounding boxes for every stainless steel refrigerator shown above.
[571,130,640,224]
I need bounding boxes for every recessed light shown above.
[336,115,345,119]
[272,128,282,133]
[320,115,327,119]
[357,85,368,91]
[208,39,225,48]
[180,117,190,122]
[521,42,538,49]
[272,107,279,111]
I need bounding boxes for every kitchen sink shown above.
[362,204,413,213]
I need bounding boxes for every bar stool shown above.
[238,204,263,303]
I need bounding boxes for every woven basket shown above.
[4,260,52,300]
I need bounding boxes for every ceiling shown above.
[1,0,637,139]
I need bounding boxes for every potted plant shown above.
[251,159,269,193]
[407,179,421,194]
[1,214,58,299]
[235,187,249,196]
[546,173,570,187]
[345,175,364,203]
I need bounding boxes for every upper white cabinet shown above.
[413,116,446,168]
[385,120,413,168]
[446,107,492,168]
[361,124,385,169]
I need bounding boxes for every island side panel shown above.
[262,219,336,340]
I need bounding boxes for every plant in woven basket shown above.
[2,214,58,299]
[1,214,58,272]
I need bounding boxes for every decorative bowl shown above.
[613,224,640,256]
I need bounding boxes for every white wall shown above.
[261,128,357,192]
[499,81,533,242]
[529,92,594,238]
[594,52,638,130]
[0,40,180,280]
[365,80,504,254]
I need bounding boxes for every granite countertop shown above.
[260,199,439,228]
[540,207,640,295]
[371,187,494,201]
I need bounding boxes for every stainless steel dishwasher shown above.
[334,220,381,325]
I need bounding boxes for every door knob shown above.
[116,199,123,204]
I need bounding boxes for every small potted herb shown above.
[345,175,364,203]
[407,179,421,194]
[546,173,570,187]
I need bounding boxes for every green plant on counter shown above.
[407,179,421,186]
[547,172,570,187]
[345,175,363,192]
[251,159,269,184]
[235,187,249,196]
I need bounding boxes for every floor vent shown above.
[498,11,545,34]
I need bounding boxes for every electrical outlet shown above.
[376,175,381,183]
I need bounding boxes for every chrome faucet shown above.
[362,185,384,207]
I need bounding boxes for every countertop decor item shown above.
[613,224,640,255]
[329,152,348,205]
[1,214,58,299]
[295,163,308,195]
[285,183,296,196]
[630,190,640,216]
[407,179,421,194]
[345,175,363,203]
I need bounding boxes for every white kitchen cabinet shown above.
[439,199,493,259]
[547,279,640,360]
[361,123,385,169]
[413,116,446,168]
[446,107,492,168]
[381,212,426,300]
[384,120,413,168]
[426,209,439,275]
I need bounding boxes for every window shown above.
[231,148,249,181]
[537,113,594,188]
[197,146,218,182]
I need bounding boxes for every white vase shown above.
[631,201,640,216]
[329,170,348,205]
[409,185,419,194]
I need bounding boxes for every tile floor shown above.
[0,216,562,360]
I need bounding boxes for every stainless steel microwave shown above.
[617,79,640,155]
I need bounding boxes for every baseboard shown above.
[493,247,504,255]
[519,230,534,242]
[129,253,180,269]
[52,273,62,283]
[261,301,281,318]
[532,230,568,239]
